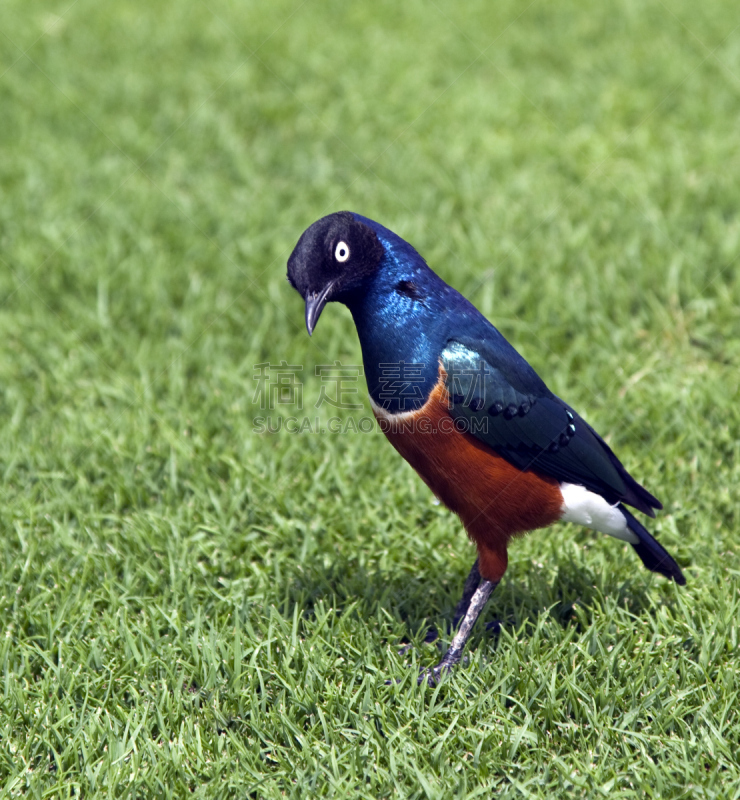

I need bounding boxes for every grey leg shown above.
[452,558,481,629]
[397,558,483,657]
[421,578,499,685]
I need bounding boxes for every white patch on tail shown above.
[559,483,638,543]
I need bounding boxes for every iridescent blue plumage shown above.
[346,213,548,414]
[345,214,451,412]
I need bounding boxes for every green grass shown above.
[1,0,740,796]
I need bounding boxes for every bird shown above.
[287,211,686,682]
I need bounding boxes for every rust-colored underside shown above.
[375,375,564,582]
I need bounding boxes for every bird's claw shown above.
[417,664,450,686]
[417,652,469,685]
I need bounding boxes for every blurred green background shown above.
[1,0,739,796]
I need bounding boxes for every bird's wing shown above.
[441,339,661,516]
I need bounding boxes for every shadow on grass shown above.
[278,554,668,644]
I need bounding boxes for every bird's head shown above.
[287,211,384,335]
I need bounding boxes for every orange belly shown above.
[373,373,564,581]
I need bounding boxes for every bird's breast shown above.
[370,366,564,580]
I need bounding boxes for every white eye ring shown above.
[335,241,350,262]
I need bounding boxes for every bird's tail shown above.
[620,505,686,585]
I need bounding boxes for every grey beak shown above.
[305,282,335,336]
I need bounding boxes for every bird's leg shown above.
[420,578,499,685]
[451,558,481,629]
[399,558,482,655]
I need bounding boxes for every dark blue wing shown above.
[441,340,661,516]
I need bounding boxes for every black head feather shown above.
[287,212,384,333]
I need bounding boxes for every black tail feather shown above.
[620,505,686,585]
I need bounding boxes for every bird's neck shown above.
[344,252,452,413]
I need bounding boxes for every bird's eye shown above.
[335,241,350,262]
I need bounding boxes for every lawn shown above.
[1,0,740,796]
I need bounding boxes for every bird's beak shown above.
[305,282,335,336]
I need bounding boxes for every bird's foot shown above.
[416,620,500,685]
[417,665,449,686]
[417,651,463,686]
